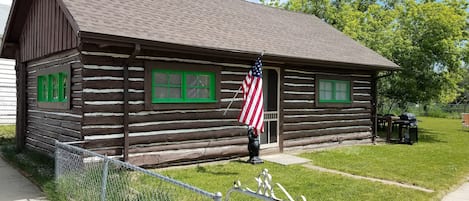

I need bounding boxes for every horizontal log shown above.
[283,126,371,141]
[284,132,371,148]
[129,110,237,123]
[28,115,81,131]
[83,92,144,101]
[84,138,123,149]
[82,127,123,136]
[83,116,123,126]
[82,68,123,77]
[129,127,246,145]
[284,78,315,85]
[283,85,314,92]
[128,145,247,166]
[284,94,314,100]
[83,80,123,89]
[284,120,371,132]
[284,114,370,123]
[129,120,240,133]
[26,137,55,153]
[129,137,247,154]
[284,108,370,115]
[27,120,81,139]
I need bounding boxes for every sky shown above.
[0,0,11,6]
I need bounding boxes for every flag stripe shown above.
[238,56,264,134]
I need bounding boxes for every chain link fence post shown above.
[100,157,110,201]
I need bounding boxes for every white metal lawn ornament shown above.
[225,169,306,201]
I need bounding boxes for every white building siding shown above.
[0,59,16,124]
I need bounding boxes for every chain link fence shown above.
[54,141,222,201]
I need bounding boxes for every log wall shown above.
[79,47,374,166]
[80,51,251,166]
[25,50,82,154]
[282,68,373,149]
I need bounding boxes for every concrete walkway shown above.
[0,156,46,201]
[442,180,469,201]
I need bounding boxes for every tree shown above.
[261,0,469,110]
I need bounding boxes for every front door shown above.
[260,68,279,146]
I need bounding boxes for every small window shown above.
[151,69,216,103]
[38,72,68,103]
[318,79,351,103]
[37,64,71,109]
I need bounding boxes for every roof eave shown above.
[0,0,33,59]
[80,31,399,71]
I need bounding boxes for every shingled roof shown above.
[4,0,399,69]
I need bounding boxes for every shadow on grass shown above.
[378,128,447,144]
[196,165,239,176]
[417,128,447,144]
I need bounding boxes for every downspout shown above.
[123,44,141,162]
[371,71,394,143]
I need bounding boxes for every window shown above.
[318,79,351,104]
[144,61,220,110]
[37,72,68,103]
[36,64,71,109]
[151,70,216,103]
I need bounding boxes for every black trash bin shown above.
[399,113,418,143]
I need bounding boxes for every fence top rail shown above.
[55,140,222,200]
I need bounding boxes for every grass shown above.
[0,125,57,200]
[0,125,15,145]
[299,117,469,197]
[157,161,433,201]
[157,117,468,201]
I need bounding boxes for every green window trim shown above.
[37,72,68,103]
[318,79,351,103]
[151,69,216,103]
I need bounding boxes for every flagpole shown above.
[223,86,242,116]
[222,50,265,116]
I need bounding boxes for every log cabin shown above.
[1,0,399,166]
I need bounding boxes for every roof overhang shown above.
[80,31,399,71]
[0,0,33,59]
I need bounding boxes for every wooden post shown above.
[278,68,285,152]
[371,72,378,143]
[123,44,140,162]
[15,48,26,152]
[386,116,392,142]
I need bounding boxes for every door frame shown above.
[261,66,280,149]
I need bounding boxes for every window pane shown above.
[198,75,209,87]
[198,88,210,98]
[186,75,197,87]
[62,74,68,101]
[154,87,167,98]
[320,81,332,91]
[322,91,332,100]
[187,87,197,98]
[52,75,59,100]
[154,73,167,84]
[168,87,181,98]
[169,74,181,85]
[336,91,347,100]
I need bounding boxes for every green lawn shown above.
[158,117,467,201]
[300,117,469,193]
[157,161,433,201]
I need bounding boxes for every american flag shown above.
[238,56,264,134]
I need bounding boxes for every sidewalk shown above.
[442,179,469,201]
[0,156,46,201]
